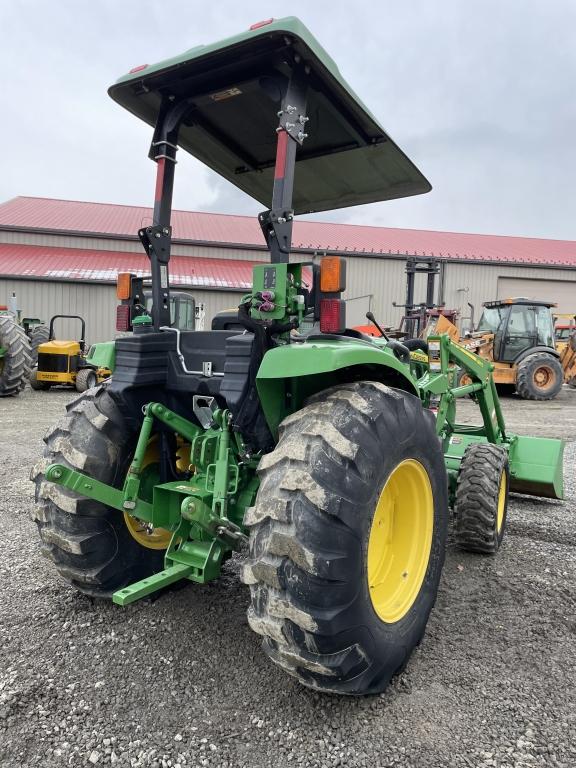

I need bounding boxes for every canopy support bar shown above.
[139,98,193,330]
[259,65,309,263]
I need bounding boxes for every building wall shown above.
[0,277,243,344]
[2,229,576,340]
[495,276,576,313]
[441,263,576,328]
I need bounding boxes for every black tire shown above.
[30,387,164,597]
[29,324,50,365]
[75,368,97,392]
[454,443,509,554]
[455,367,478,399]
[456,368,473,387]
[241,381,448,695]
[515,352,563,400]
[29,368,51,391]
[568,378,576,390]
[0,315,33,397]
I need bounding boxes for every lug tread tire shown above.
[29,368,51,391]
[454,443,509,554]
[31,387,163,597]
[75,368,97,393]
[29,325,50,365]
[241,381,448,695]
[516,352,563,400]
[0,316,33,397]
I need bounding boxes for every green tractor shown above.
[0,314,33,396]
[32,18,564,695]
[0,292,48,396]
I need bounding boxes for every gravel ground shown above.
[1,386,575,768]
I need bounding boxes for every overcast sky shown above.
[2,0,575,240]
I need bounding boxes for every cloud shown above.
[1,0,575,239]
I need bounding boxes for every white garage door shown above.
[497,277,576,313]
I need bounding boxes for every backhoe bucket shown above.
[508,434,564,500]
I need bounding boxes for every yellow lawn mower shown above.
[29,315,111,392]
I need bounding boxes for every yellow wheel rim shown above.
[496,472,507,533]
[123,437,172,550]
[367,459,434,624]
[123,514,172,550]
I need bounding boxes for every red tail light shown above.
[116,305,131,332]
[320,299,346,334]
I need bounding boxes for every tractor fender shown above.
[513,346,560,364]
[256,338,418,437]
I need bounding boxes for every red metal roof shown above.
[0,196,575,268]
[0,243,257,290]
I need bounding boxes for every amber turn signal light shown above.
[320,256,346,293]
[116,272,133,300]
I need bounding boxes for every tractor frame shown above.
[34,17,565,695]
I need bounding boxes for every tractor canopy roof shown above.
[108,17,431,215]
[483,298,557,309]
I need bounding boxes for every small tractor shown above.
[32,18,564,695]
[30,315,112,392]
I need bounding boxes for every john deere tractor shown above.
[0,293,43,396]
[0,315,33,396]
[32,18,564,695]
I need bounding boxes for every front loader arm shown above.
[419,334,507,447]
[420,334,563,501]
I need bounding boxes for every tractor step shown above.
[112,563,193,606]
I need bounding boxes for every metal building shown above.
[0,196,575,343]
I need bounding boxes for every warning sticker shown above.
[160,265,168,289]
[209,87,242,102]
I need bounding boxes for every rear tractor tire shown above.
[31,388,167,597]
[29,324,50,365]
[0,315,33,397]
[242,381,449,695]
[454,443,509,554]
[515,352,562,400]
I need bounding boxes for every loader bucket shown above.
[508,434,564,500]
